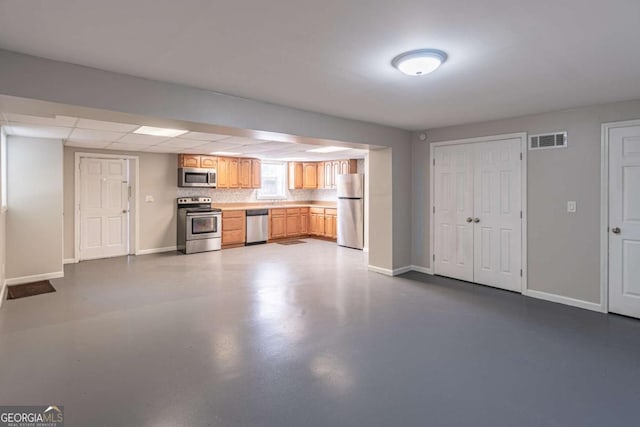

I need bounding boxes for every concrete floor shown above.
[1,239,639,426]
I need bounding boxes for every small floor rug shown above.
[277,240,307,246]
[7,281,56,300]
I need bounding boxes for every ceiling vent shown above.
[529,132,567,150]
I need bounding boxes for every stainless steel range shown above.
[177,197,222,254]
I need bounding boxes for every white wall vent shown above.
[529,132,567,150]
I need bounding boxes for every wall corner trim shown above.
[5,271,64,286]
[0,281,7,308]
[410,265,433,275]
[524,289,605,313]
[136,246,178,256]
[368,265,413,276]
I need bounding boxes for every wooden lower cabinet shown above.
[324,208,337,239]
[222,210,246,247]
[285,208,300,237]
[300,208,309,234]
[269,209,286,239]
[309,208,325,236]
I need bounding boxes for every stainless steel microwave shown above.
[178,167,217,188]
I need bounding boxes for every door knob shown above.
[466,217,473,223]
[473,218,480,223]
[612,227,621,234]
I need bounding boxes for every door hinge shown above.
[433,206,435,213]
[433,254,435,261]
[520,152,523,160]
[433,158,435,166]
[520,269,523,277]
[520,211,522,219]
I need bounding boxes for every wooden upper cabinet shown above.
[317,162,325,189]
[228,158,239,188]
[331,161,340,188]
[251,159,261,188]
[302,163,317,189]
[239,159,252,188]
[179,154,201,168]
[217,157,229,188]
[324,162,332,188]
[288,162,303,189]
[339,159,357,174]
[200,156,217,169]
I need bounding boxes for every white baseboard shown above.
[5,271,64,286]
[368,265,393,276]
[363,247,369,253]
[368,265,413,276]
[410,265,433,275]
[63,258,78,265]
[136,246,177,256]
[393,265,412,275]
[524,289,604,313]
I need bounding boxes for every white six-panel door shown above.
[434,138,522,292]
[473,139,522,291]
[80,158,129,260]
[608,126,640,318]
[434,144,474,282]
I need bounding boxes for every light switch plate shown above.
[567,201,576,213]
[145,195,155,203]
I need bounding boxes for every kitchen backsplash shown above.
[177,187,337,203]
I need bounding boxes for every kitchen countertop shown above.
[213,201,336,211]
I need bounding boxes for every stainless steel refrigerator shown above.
[337,174,364,250]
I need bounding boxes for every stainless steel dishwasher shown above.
[245,209,269,245]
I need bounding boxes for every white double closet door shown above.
[434,138,523,292]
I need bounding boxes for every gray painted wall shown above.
[7,136,63,280]
[0,50,412,272]
[63,147,178,259]
[412,99,640,304]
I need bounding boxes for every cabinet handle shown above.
[473,218,480,223]
[466,217,473,223]
[612,227,621,234]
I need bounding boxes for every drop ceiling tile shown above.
[64,140,111,149]
[118,133,170,145]
[143,145,183,153]
[75,118,139,132]
[219,136,268,145]
[4,124,72,139]
[105,143,149,152]
[69,128,126,142]
[3,113,78,127]
[157,138,209,149]
[184,141,247,154]
[182,131,230,141]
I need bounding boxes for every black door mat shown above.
[277,240,307,246]
[7,281,56,300]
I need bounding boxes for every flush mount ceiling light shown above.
[306,146,350,153]
[134,126,188,138]
[391,49,448,76]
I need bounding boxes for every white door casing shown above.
[80,158,129,260]
[434,144,474,282]
[473,138,522,292]
[432,137,523,292]
[608,125,640,318]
